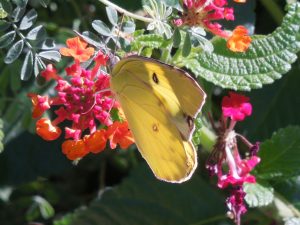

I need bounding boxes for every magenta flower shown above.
[174,0,237,37]
[222,92,252,121]
[226,187,247,225]
[206,92,259,225]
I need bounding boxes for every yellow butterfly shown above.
[111,56,206,183]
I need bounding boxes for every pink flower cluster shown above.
[40,53,113,140]
[206,92,260,225]
[174,0,246,38]
[28,37,135,161]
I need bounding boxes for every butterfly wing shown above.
[112,71,197,182]
[112,56,206,140]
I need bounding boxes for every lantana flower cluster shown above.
[174,0,252,52]
[28,37,134,161]
[206,92,260,225]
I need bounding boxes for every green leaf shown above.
[131,34,167,52]
[106,6,118,26]
[55,164,226,225]
[240,64,300,140]
[285,218,300,225]
[38,50,61,62]
[0,31,16,48]
[181,3,300,91]
[244,182,274,208]
[11,6,26,22]
[122,21,135,34]
[33,195,55,219]
[19,9,37,30]
[20,50,33,80]
[12,0,28,7]
[0,0,12,19]
[4,39,24,64]
[26,25,46,40]
[172,28,181,48]
[0,20,11,31]
[10,65,21,91]
[256,126,300,180]
[75,31,104,48]
[36,38,55,50]
[26,195,55,220]
[0,8,8,19]
[54,213,78,225]
[0,118,4,153]
[34,55,44,76]
[92,20,111,36]
[182,32,191,57]
[38,0,50,8]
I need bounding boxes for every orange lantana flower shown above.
[41,64,60,81]
[28,93,51,118]
[60,37,94,62]
[234,0,246,3]
[227,26,252,52]
[62,139,89,160]
[84,129,107,153]
[36,118,61,141]
[106,121,135,149]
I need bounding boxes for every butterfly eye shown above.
[186,116,194,130]
[152,73,159,84]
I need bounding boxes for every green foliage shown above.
[26,195,55,221]
[256,126,300,180]
[1,1,300,225]
[244,182,274,208]
[179,3,300,91]
[240,64,300,140]
[285,218,300,225]
[0,0,60,80]
[54,165,226,225]
[0,119,4,153]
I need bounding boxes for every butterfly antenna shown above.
[113,13,125,56]
[106,13,125,75]
[102,98,116,125]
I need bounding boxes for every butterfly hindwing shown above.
[112,73,197,182]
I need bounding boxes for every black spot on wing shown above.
[152,73,159,84]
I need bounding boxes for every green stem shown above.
[273,191,300,218]
[98,0,154,23]
[160,47,171,63]
[188,214,227,225]
[259,0,284,25]
[198,125,217,152]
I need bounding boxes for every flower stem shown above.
[198,125,217,152]
[98,0,154,23]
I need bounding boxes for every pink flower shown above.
[27,93,51,118]
[41,64,60,81]
[175,0,238,38]
[226,187,247,225]
[29,42,117,160]
[222,92,252,121]
[206,93,259,225]
[66,62,82,76]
